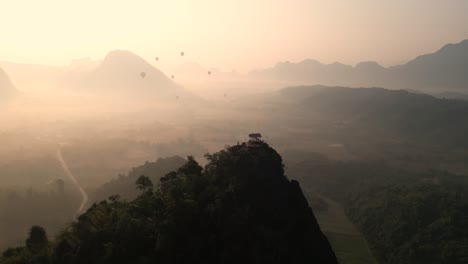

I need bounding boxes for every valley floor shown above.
[314,195,378,264]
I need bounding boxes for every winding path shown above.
[56,147,88,216]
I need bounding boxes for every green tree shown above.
[25,226,48,255]
[135,175,153,192]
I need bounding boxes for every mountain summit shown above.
[83,50,176,94]
[251,39,468,92]
[1,143,338,264]
[389,39,468,91]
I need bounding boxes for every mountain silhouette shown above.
[279,85,468,147]
[0,143,339,264]
[252,39,468,92]
[79,50,178,96]
[0,61,66,92]
[389,39,468,91]
[0,68,19,102]
[1,39,466,95]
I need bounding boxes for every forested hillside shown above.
[287,155,468,264]
[280,85,468,147]
[1,143,338,264]
[0,182,79,250]
[92,156,186,202]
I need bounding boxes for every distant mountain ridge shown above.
[1,39,466,95]
[1,50,189,100]
[279,85,468,147]
[252,39,468,92]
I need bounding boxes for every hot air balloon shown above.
[140,72,146,78]
[176,95,179,100]
[208,71,211,75]
[171,75,175,79]
[155,57,159,61]
[180,51,184,56]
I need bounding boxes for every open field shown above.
[314,195,378,264]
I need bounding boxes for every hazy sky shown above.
[0,0,467,71]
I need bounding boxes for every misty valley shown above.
[1,25,468,264]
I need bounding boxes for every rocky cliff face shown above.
[200,142,338,263]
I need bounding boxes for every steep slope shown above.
[93,50,174,91]
[0,68,19,102]
[389,39,468,91]
[82,50,175,93]
[0,61,65,92]
[0,143,338,264]
[251,39,468,92]
[69,50,198,102]
[288,157,468,264]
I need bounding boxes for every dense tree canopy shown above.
[288,156,468,264]
[92,156,186,201]
[1,143,337,264]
